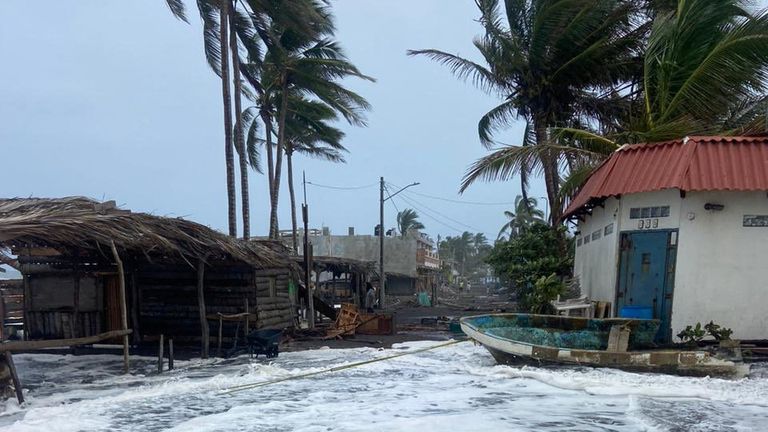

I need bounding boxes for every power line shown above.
[383,185,400,215]
[395,193,465,234]
[405,194,491,236]
[388,183,516,206]
[305,181,377,190]
[394,191,474,235]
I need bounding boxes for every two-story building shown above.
[301,227,441,298]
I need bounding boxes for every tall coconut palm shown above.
[498,196,545,240]
[229,0,251,239]
[396,209,425,238]
[169,0,338,238]
[167,0,240,237]
[409,0,646,224]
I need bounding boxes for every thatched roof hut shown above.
[0,197,298,352]
[0,197,294,269]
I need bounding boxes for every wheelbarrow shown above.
[246,329,283,359]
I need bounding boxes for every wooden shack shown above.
[305,256,375,307]
[0,197,298,355]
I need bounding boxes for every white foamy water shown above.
[0,341,766,431]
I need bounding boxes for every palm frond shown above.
[407,49,500,94]
[478,100,519,148]
[166,0,189,23]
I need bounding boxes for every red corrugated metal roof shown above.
[563,136,768,219]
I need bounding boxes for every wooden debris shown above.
[0,329,132,352]
[324,303,361,340]
[607,325,630,352]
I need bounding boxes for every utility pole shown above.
[303,171,314,329]
[379,177,385,309]
[379,178,420,310]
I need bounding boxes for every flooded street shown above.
[1,341,766,432]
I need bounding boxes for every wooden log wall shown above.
[137,266,295,344]
[0,281,24,329]
[25,273,102,340]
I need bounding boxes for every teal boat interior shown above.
[463,314,661,350]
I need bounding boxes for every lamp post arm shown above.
[384,182,420,202]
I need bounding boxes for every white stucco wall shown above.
[673,191,768,340]
[573,197,621,302]
[573,189,768,340]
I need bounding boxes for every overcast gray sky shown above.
[0,0,570,244]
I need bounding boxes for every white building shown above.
[565,136,768,342]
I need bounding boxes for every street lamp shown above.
[379,178,419,309]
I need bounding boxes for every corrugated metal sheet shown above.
[564,136,768,219]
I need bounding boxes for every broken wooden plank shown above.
[0,329,132,352]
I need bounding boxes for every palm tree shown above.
[269,40,373,239]
[453,232,475,276]
[168,0,238,236]
[169,0,344,239]
[396,209,425,238]
[546,0,768,208]
[219,0,237,237]
[229,0,251,239]
[409,0,645,223]
[473,233,488,251]
[284,97,347,253]
[498,196,545,240]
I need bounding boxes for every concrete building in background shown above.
[299,227,441,296]
[565,136,768,342]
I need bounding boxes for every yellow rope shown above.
[220,339,466,395]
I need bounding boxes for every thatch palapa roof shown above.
[0,197,295,270]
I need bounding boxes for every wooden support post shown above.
[217,316,223,357]
[22,274,30,341]
[4,352,23,405]
[197,259,209,359]
[130,272,141,345]
[244,298,249,336]
[332,274,337,308]
[73,268,80,339]
[313,267,320,324]
[0,291,6,341]
[168,338,174,371]
[109,241,130,374]
[157,334,164,373]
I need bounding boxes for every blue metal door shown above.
[616,230,677,342]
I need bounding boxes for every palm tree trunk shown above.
[534,118,560,225]
[286,147,299,254]
[219,0,237,237]
[229,0,249,240]
[261,111,275,191]
[270,76,289,239]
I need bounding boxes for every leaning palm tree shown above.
[168,0,238,236]
[267,38,373,239]
[284,97,347,253]
[409,0,645,223]
[498,196,545,240]
[170,0,339,238]
[396,209,425,238]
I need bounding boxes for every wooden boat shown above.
[460,313,748,377]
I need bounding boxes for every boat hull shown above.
[461,313,747,378]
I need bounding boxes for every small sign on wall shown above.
[637,219,659,229]
[743,215,768,227]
